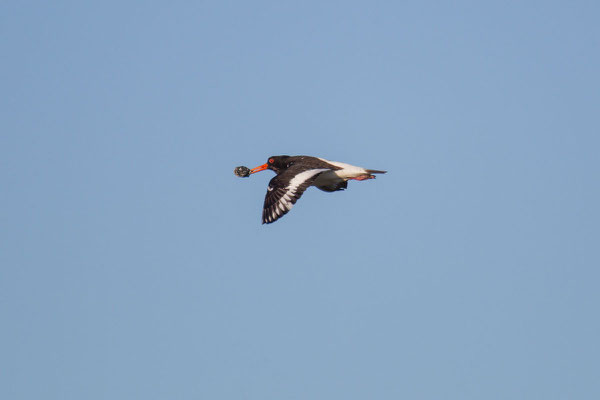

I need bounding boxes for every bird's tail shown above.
[366,169,387,174]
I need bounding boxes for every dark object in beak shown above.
[234,166,251,177]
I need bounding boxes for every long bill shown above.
[250,163,268,174]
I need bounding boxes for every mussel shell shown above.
[234,166,251,177]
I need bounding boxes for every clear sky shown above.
[2,1,599,399]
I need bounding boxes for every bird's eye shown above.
[269,158,275,164]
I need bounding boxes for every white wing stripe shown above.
[287,169,329,191]
[268,169,328,219]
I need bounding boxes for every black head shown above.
[266,155,292,174]
[250,155,291,175]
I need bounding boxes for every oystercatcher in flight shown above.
[247,155,386,224]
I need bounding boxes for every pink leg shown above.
[350,174,376,181]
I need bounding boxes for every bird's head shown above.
[250,155,291,175]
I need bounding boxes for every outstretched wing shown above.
[262,168,329,224]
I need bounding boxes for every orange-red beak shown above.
[250,163,269,174]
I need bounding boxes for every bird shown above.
[247,155,386,224]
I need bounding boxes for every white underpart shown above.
[314,158,368,186]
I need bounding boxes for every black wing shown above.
[262,167,329,224]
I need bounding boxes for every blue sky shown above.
[2,1,599,399]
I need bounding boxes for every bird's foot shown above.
[350,174,376,181]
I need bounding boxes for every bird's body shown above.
[247,155,386,224]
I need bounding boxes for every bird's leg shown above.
[349,174,376,181]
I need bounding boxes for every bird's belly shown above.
[313,171,344,187]
[317,159,368,178]
[315,164,367,183]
